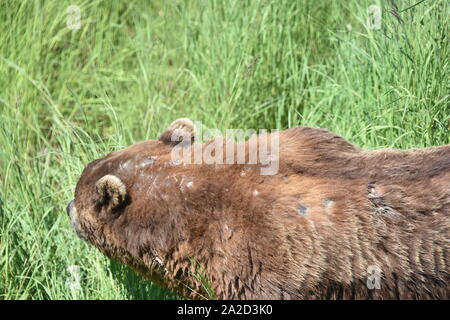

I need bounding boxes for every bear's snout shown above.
[66,199,74,216]
[66,199,87,241]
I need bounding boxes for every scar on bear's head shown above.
[95,174,127,207]
[159,118,197,145]
[324,199,333,208]
[297,203,308,216]
[140,156,157,168]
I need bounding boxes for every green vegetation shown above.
[0,0,448,299]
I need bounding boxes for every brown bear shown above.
[67,118,450,299]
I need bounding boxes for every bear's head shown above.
[68,117,286,298]
[66,118,201,295]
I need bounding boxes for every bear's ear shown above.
[95,175,127,207]
[159,118,196,145]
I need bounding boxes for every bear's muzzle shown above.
[66,199,74,216]
[66,199,88,241]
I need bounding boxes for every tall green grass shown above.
[0,0,448,299]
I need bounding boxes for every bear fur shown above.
[69,119,450,299]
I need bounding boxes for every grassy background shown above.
[0,0,448,299]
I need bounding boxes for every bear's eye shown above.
[95,174,128,208]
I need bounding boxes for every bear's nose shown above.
[66,200,74,216]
